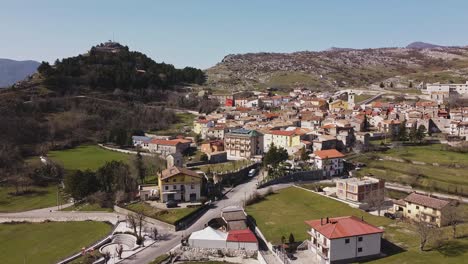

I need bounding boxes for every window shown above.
[345,238,350,244]
[191,184,195,189]
[358,237,363,242]
[165,186,168,190]
[416,206,419,209]
[173,179,176,182]
[173,185,176,190]
[408,210,411,214]
[358,247,363,252]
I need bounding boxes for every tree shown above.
[409,124,418,143]
[288,233,295,244]
[299,146,309,161]
[263,143,289,168]
[281,235,286,245]
[64,170,98,201]
[134,150,146,184]
[390,82,394,88]
[379,82,385,88]
[151,227,159,240]
[398,120,407,141]
[115,244,124,259]
[415,221,433,251]
[409,81,413,88]
[446,204,463,239]
[363,114,370,132]
[416,125,426,143]
[126,213,138,235]
[364,191,385,216]
[200,153,209,162]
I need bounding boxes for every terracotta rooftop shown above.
[227,229,258,243]
[404,193,450,210]
[313,149,345,159]
[305,216,383,239]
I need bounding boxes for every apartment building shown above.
[336,177,385,203]
[224,129,263,159]
[311,149,345,177]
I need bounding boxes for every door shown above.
[190,193,197,202]
[167,194,175,201]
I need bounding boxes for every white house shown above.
[305,216,384,264]
[310,149,345,177]
[188,226,228,249]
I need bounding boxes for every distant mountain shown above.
[0,59,40,88]
[406,41,446,49]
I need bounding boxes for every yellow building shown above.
[263,130,301,152]
[193,119,213,135]
[393,193,450,227]
[328,99,348,111]
[158,167,202,202]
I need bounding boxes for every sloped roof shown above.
[189,226,228,241]
[305,216,383,239]
[227,229,258,243]
[404,193,450,209]
[313,149,344,159]
[161,166,201,180]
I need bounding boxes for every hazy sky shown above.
[1,0,467,69]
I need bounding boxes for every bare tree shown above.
[151,227,159,240]
[364,190,385,216]
[415,221,433,251]
[446,203,463,239]
[135,209,146,240]
[115,244,124,259]
[126,213,138,235]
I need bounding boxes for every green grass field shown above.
[198,160,254,174]
[48,145,131,171]
[246,187,468,264]
[0,221,112,264]
[126,202,199,224]
[0,185,66,213]
[350,144,468,196]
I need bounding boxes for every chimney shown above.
[320,218,323,225]
[326,217,329,224]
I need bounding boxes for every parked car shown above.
[166,200,178,208]
[248,168,257,177]
[384,212,396,219]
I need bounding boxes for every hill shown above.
[205,44,468,91]
[0,59,40,88]
[406,41,446,49]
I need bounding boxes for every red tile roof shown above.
[313,149,344,159]
[305,216,383,239]
[227,229,258,243]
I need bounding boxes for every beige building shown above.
[393,193,450,227]
[158,167,202,202]
[336,177,385,203]
[224,129,263,159]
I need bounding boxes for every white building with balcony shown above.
[305,216,384,264]
[310,149,345,177]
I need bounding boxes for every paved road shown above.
[385,182,468,204]
[120,176,262,264]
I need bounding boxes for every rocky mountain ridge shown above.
[206,44,468,91]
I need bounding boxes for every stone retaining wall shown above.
[113,205,176,232]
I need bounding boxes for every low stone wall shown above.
[177,246,257,259]
[257,170,324,189]
[214,162,259,185]
[98,144,158,157]
[174,204,210,231]
[113,205,176,232]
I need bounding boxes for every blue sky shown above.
[1,0,467,69]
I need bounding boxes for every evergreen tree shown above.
[409,124,418,142]
[379,82,385,88]
[416,125,427,143]
[398,120,408,141]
